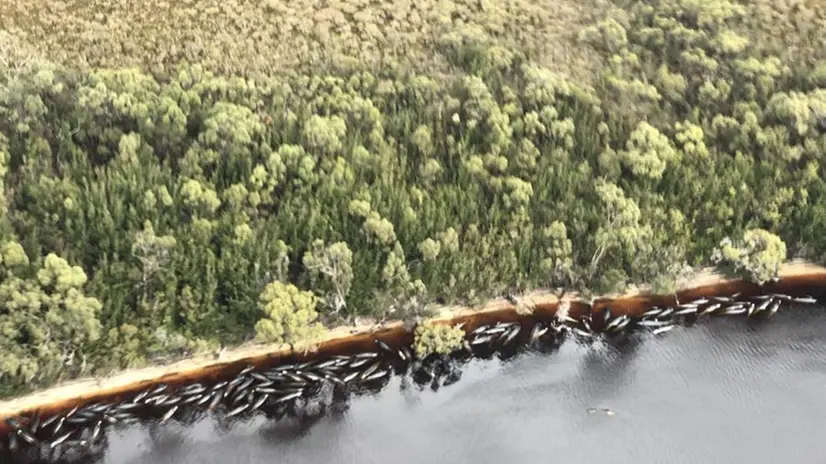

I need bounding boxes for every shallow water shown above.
[104,304,826,464]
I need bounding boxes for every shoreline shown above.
[2,260,825,422]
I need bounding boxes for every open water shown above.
[103,304,826,464]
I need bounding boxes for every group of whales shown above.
[1,289,820,463]
[466,292,817,350]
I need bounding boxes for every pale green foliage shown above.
[99,324,144,370]
[0,248,102,387]
[302,240,354,314]
[712,30,749,55]
[438,228,460,254]
[248,149,287,206]
[591,180,652,279]
[497,176,534,208]
[363,212,397,246]
[132,220,177,301]
[655,65,687,101]
[514,138,541,173]
[142,189,158,209]
[765,91,818,137]
[200,102,263,148]
[680,0,746,25]
[0,241,29,268]
[222,184,249,209]
[180,178,221,215]
[419,159,443,183]
[649,259,693,295]
[157,186,174,206]
[382,243,410,286]
[255,281,324,348]
[674,121,709,158]
[234,224,253,245]
[0,134,8,215]
[387,278,429,321]
[459,75,499,125]
[413,321,466,358]
[277,144,317,186]
[117,132,142,165]
[411,125,434,157]
[303,115,347,154]
[464,155,487,179]
[37,254,89,292]
[605,74,661,108]
[540,221,574,286]
[520,63,581,108]
[809,62,826,88]
[418,238,441,262]
[712,229,787,285]
[618,122,678,180]
[520,111,545,138]
[377,243,429,321]
[348,199,372,218]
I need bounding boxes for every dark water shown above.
[105,304,826,464]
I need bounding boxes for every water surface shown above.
[105,304,826,464]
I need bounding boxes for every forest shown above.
[1,0,825,397]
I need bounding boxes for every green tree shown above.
[712,229,787,285]
[0,246,102,392]
[302,240,354,315]
[302,115,347,154]
[418,238,441,262]
[617,122,679,180]
[589,180,652,283]
[131,220,177,307]
[539,221,575,288]
[254,281,324,349]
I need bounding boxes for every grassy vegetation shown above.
[0,0,823,397]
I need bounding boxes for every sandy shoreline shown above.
[2,260,825,418]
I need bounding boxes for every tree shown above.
[131,220,177,306]
[674,121,709,159]
[589,180,652,282]
[410,125,434,157]
[539,221,575,288]
[0,246,102,391]
[418,238,441,262]
[438,228,460,254]
[302,115,347,154]
[711,228,787,285]
[617,121,679,180]
[254,281,324,350]
[376,243,430,322]
[363,212,397,246]
[302,240,354,315]
[180,178,221,216]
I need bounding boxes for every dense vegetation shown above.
[1,0,824,396]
